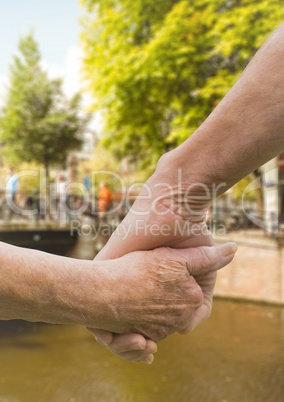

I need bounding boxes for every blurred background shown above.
[0,1,283,401]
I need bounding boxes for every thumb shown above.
[170,242,237,276]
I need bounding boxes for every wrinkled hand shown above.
[88,243,236,363]
[90,154,220,362]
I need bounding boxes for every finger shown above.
[95,179,163,260]
[170,242,237,276]
[118,352,154,364]
[137,354,155,365]
[117,339,157,358]
[88,328,158,355]
[96,219,212,260]
[116,340,157,363]
[103,333,148,353]
[179,304,211,334]
[169,229,214,248]
[94,220,152,355]
[110,335,157,355]
[102,339,156,363]
[105,333,148,353]
[117,352,155,364]
[95,216,154,260]
[87,328,113,346]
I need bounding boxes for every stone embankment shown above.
[214,230,284,305]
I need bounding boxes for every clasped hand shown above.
[88,243,235,364]
[89,152,236,363]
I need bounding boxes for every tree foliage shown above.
[81,0,284,166]
[0,33,88,177]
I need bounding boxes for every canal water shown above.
[0,234,283,402]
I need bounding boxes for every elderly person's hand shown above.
[0,239,234,366]
[88,242,236,363]
[90,153,218,362]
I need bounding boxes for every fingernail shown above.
[95,336,111,347]
[136,343,145,350]
[144,355,154,365]
[219,242,238,257]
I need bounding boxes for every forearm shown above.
[167,23,284,193]
[0,242,109,326]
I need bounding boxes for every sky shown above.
[0,0,93,111]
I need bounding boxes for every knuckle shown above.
[156,151,172,170]
[151,327,171,342]
[175,310,190,330]
[199,247,212,267]
[183,275,203,300]
[186,285,203,308]
[198,247,217,269]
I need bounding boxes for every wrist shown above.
[47,260,114,328]
[0,243,113,327]
[153,147,214,220]
[156,131,232,202]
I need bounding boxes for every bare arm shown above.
[0,241,235,360]
[0,242,106,324]
[94,23,284,360]
[167,23,284,192]
[98,23,284,259]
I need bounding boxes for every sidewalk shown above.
[214,229,278,249]
[213,229,284,305]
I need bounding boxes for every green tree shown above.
[0,33,88,182]
[80,0,284,167]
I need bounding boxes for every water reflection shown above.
[0,300,283,402]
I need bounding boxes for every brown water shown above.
[0,300,283,402]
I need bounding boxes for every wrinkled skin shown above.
[87,160,235,362]
[90,246,233,340]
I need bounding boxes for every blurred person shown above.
[56,174,68,224]
[82,167,95,218]
[83,168,91,193]
[6,168,19,204]
[6,168,19,219]
[98,182,112,220]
